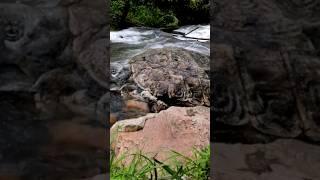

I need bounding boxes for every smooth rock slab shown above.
[173,25,210,40]
[185,25,210,40]
[173,25,199,35]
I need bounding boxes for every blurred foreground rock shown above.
[212,0,320,143]
[0,0,108,178]
[214,139,320,180]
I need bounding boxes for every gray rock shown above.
[124,48,210,112]
[110,62,130,90]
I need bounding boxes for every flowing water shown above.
[110,25,210,63]
[110,25,210,120]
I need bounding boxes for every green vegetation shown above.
[127,6,168,27]
[110,146,210,180]
[111,0,209,29]
[111,0,126,28]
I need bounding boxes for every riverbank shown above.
[109,25,211,179]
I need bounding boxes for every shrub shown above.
[127,5,165,27]
[111,0,209,29]
[111,0,126,29]
[159,14,179,29]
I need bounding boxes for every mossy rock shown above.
[159,15,179,29]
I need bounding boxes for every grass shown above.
[110,146,210,180]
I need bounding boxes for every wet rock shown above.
[124,48,210,112]
[173,25,199,35]
[184,25,210,40]
[110,62,130,90]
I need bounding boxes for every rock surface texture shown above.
[0,0,108,179]
[212,0,320,143]
[125,48,210,112]
[112,106,210,161]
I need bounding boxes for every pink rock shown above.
[112,106,210,161]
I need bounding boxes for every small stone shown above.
[111,113,156,133]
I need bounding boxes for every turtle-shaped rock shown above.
[123,48,210,112]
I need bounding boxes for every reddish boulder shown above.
[111,106,210,161]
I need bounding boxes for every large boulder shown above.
[122,48,210,112]
[111,106,210,161]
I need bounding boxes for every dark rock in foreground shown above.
[214,139,320,179]
[0,0,108,178]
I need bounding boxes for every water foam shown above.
[110,28,155,44]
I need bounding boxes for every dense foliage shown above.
[111,0,209,29]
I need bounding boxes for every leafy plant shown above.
[127,5,165,27]
[111,0,126,28]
